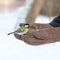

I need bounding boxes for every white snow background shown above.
[0,0,60,60]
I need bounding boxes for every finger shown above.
[14,33,55,45]
[14,34,22,40]
[23,35,56,45]
[21,35,48,46]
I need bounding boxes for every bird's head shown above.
[20,23,30,29]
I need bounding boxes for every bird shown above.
[7,23,29,35]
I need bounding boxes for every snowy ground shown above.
[0,1,60,60]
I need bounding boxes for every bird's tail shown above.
[7,32,15,35]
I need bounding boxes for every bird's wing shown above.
[15,28,24,33]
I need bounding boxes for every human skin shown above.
[14,23,60,46]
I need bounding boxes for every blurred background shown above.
[0,0,32,33]
[41,0,60,16]
[0,0,60,16]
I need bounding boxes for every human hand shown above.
[14,23,60,46]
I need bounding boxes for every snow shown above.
[0,1,60,60]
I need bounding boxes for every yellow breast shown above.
[21,28,29,35]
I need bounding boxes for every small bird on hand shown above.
[8,23,29,35]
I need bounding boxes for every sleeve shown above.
[50,15,60,27]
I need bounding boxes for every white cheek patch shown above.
[25,25,28,28]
